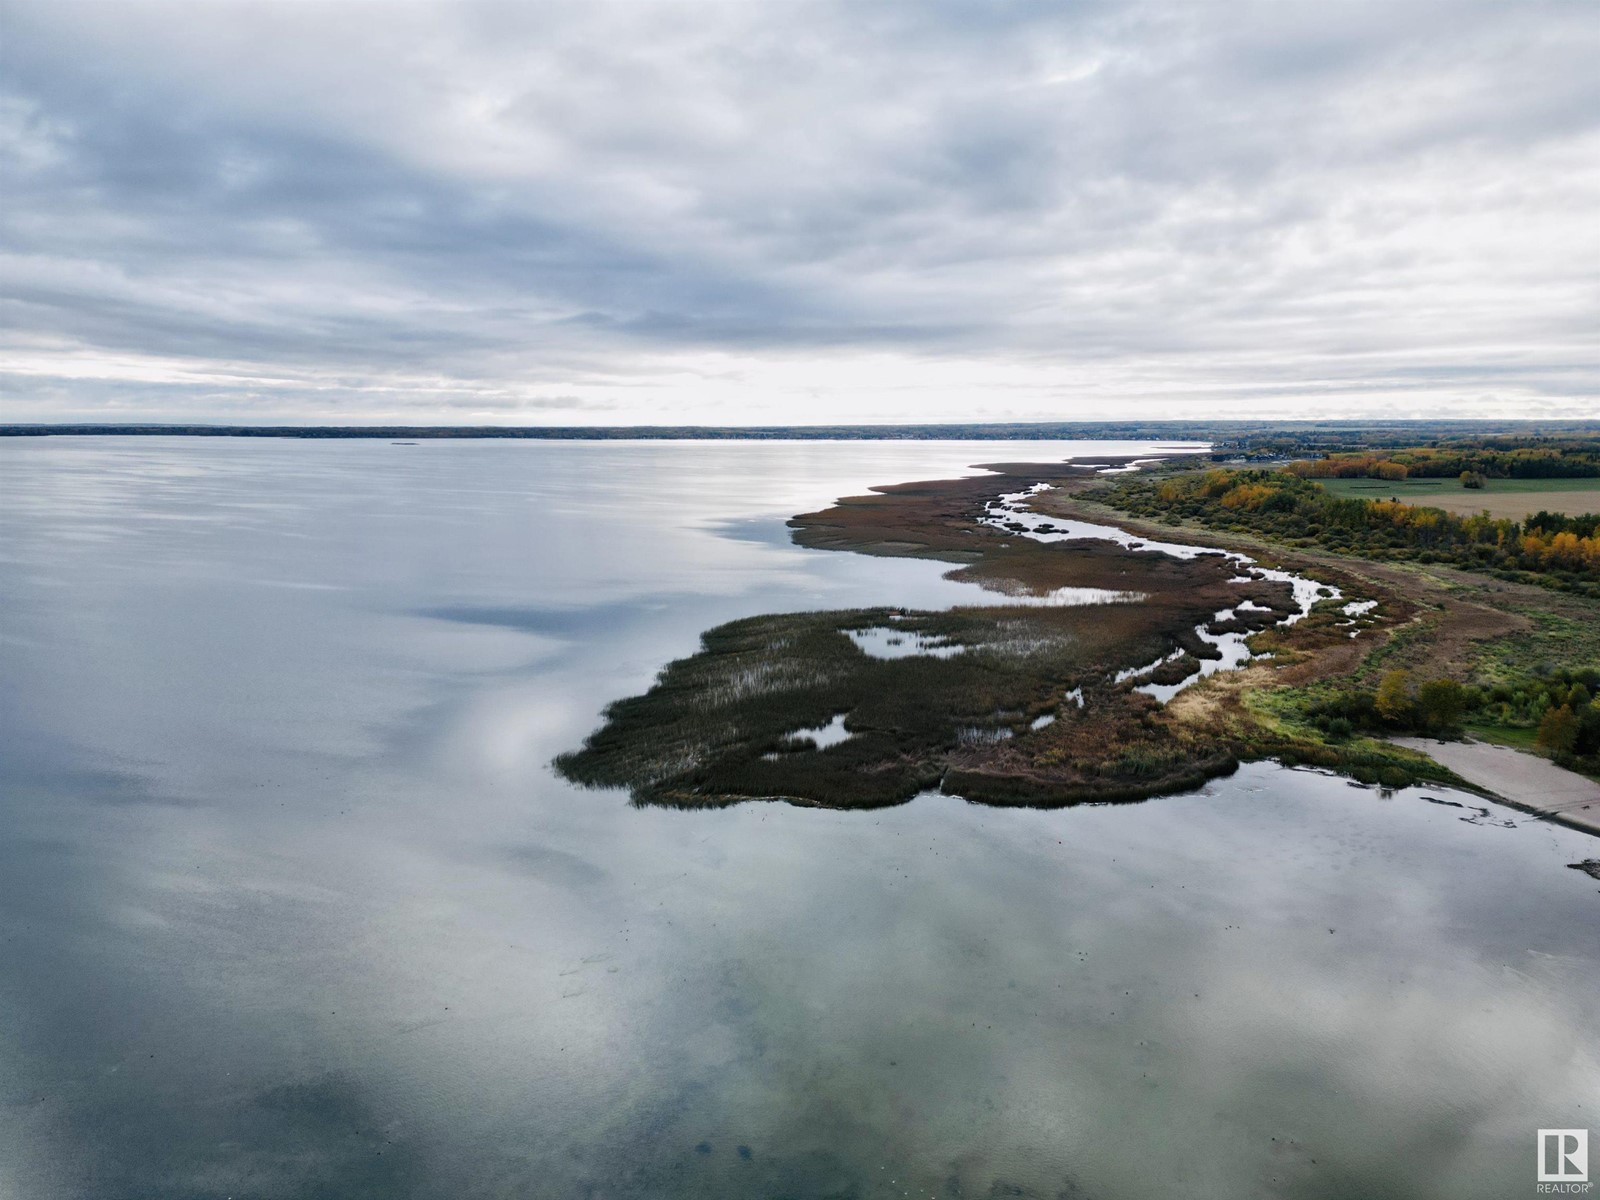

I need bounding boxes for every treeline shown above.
[1103,469,1600,596]
[1303,669,1600,775]
[1285,441,1600,480]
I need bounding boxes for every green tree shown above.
[1536,704,1580,754]
[1375,670,1413,725]
[1416,679,1467,733]
[1577,701,1600,756]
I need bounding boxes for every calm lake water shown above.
[1,438,1596,1200]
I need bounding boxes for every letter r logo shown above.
[1538,1129,1589,1182]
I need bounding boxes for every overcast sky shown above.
[2,1,1596,425]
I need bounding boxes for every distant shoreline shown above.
[5,419,1599,441]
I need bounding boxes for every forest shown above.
[1283,440,1600,481]
[1105,468,1600,597]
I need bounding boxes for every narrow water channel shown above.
[982,484,1359,702]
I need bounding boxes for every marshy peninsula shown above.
[560,451,1504,811]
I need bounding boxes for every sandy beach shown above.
[1393,736,1600,837]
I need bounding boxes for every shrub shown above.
[1416,678,1467,734]
[1375,670,1414,725]
[1537,705,1580,754]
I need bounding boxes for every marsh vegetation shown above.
[557,601,1275,808]
[558,458,1462,809]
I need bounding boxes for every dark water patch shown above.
[40,1073,426,1200]
[704,516,797,547]
[0,743,193,808]
[503,842,609,889]
[420,598,691,638]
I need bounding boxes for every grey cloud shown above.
[0,0,1595,422]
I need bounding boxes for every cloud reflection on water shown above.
[0,439,1595,1199]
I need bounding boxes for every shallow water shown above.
[846,624,967,659]
[1,438,1596,1200]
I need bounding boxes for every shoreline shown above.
[1390,737,1600,838]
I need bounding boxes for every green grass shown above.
[1479,609,1600,686]
[1464,724,1539,750]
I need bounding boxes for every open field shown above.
[1313,474,1600,518]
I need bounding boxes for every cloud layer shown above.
[2,0,1596,423]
